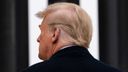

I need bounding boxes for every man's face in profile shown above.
[37,20,53,60]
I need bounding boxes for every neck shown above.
[51,41,75,57]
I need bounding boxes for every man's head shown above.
[37,2,92,60]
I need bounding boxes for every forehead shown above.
[40,17,48,27]
[39,18,47,28]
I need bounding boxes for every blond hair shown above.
[37,2,92,48]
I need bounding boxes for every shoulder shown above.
[22,62,47,72]
[22,60,60,72]
[94,60,122,72]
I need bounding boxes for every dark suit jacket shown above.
[23,46,122,72]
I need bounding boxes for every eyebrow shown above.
[39,25,41,28]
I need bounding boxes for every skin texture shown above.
[37,11,62,60]
[37,22,53,60]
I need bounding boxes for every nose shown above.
[37,36,40,42]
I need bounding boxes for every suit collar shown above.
[50,45,94,60]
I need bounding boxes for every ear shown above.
[52,28,60,43]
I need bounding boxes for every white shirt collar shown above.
[60,44,76,50]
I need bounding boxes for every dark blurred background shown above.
[1,0,128,72]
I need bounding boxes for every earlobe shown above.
[52,28,60,43]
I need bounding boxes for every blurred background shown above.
[1,0,128,72]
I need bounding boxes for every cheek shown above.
[38,38,48,60]
[38,33,51,59]
[39,33,47,50]
[38,28,53,58]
